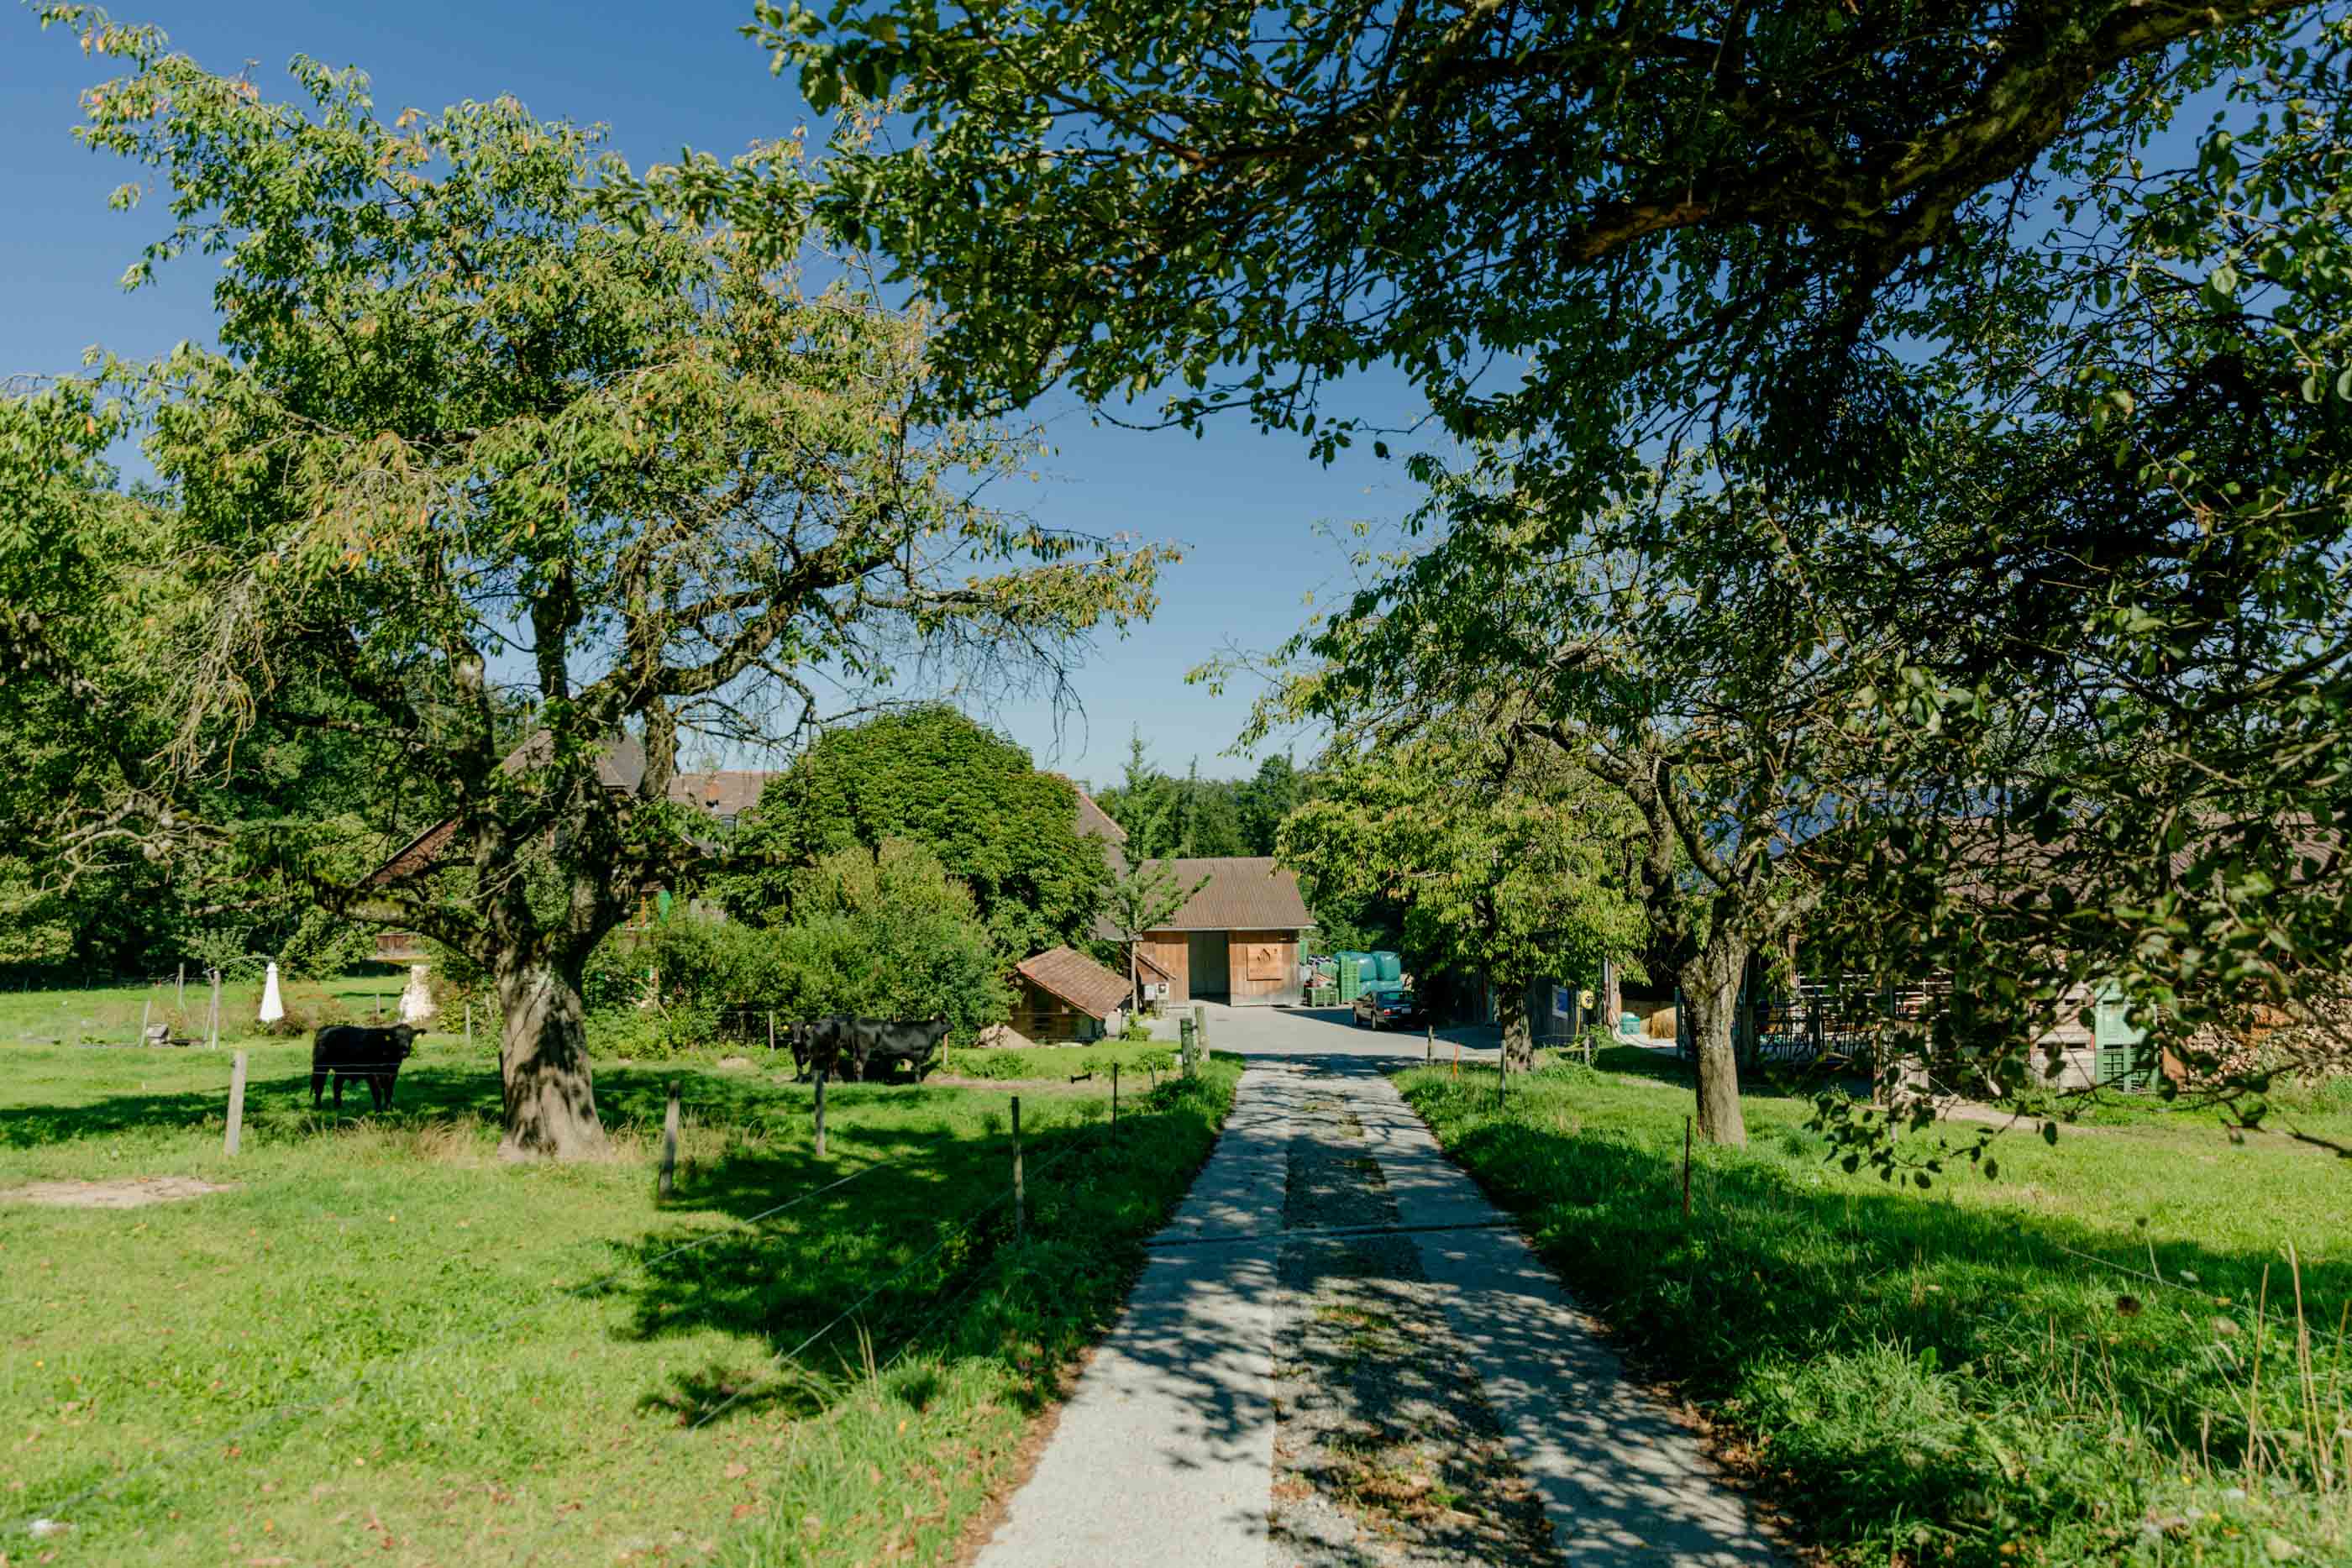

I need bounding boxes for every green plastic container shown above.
[1337,953,1366,1004]
[1372,950,1402,983]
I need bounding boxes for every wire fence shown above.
[18,1054,1210,1557]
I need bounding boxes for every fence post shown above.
[176,962,185,1008]
[1191,1003,1207,1057]
[1011,1095,1025,1246]
[813,1067,828,1159]
[465,1002,473,1051]
[1682,1115,1693,1219]
[767,1010,776,1053]
[207,969,222,1050]
[139,998,152,1048]
[1426,1025,1434,1063]
[659,1080,680,1198]
[1179,1017,1196,1078]
[1110,1062,1120,1146]
[223,1051,248,1156]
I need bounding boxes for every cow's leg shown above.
[333,1072,345,1111]
[312,1070,327,1109]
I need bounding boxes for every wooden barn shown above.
[1129,858,1315,1008]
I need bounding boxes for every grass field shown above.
[3,1024,1242,1566]
[1401,1047,2352,1567]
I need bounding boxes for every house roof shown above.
[1134,947,1175,983]
[1071,784,1128,847]
[671,769,773,822]
[1016,945,1132,1020]
[1149,857,1315,932]
[365,736,772,886]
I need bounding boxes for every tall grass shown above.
[1404,1052,2351,1566]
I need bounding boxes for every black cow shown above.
[783,1017,948,1083]
[785,1016,850,1082]
[311,1023,417,1112]
[843,1019,948,1083]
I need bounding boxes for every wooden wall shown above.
[1137,930,1305,1005]
[1139,931,1192,1003]
[1009,975,1107,1044]
[1226,930,1303,1007]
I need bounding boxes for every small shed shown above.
[1011,946,1131,1044]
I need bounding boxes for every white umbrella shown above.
[258,961,285,1025]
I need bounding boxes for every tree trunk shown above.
[1680,936,1750,1148]
[1498,980,1536,1072]
[496,954,608,1161]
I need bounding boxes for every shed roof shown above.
[1016,946,1133,1020]
[1134,947,1175,983]
[1148,857,1315,932]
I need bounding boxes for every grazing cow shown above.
[785,1017,851,1082]
[311,1023,417,1112]
[782,1017,948,1083]
[844,1019,949,1083]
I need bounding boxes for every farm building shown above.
[1125,859,1315,1008]
[1069,786,1316,1006]
[1675,965,2159,1093]
[1005,945,1131,1043]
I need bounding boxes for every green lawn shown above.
[1403,1046,2352,1568]
[0,970,448,1049]
[3,1026,1241,1566]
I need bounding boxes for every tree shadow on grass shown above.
[1410,1083,2352,1564]
[615,1078,1237,1434]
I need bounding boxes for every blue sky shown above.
[0,1,1415,790]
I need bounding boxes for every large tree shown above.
[1276,726,1643,1070]
[1267,461,1887,1142]
[4,12,1167,1157]
[713,704,1111,957]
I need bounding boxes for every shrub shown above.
[578,839,1010,1048]
[255,994,355,1037]
[764,840,1008,1044]
[1120,1012,1155,1042]
[276,907,377,980]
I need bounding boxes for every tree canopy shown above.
[754,0,2313,480]
[714,704,1110,957]
[742,0,2352,1154]
[1276,726,1644,1067]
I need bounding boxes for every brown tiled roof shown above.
[1016,945,1132,1020]
[1149,857,1314,931]
[366,739,771,885]
[669,770,773,821]
[366,818,464,887]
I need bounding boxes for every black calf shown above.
[311,1023,417,1112]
